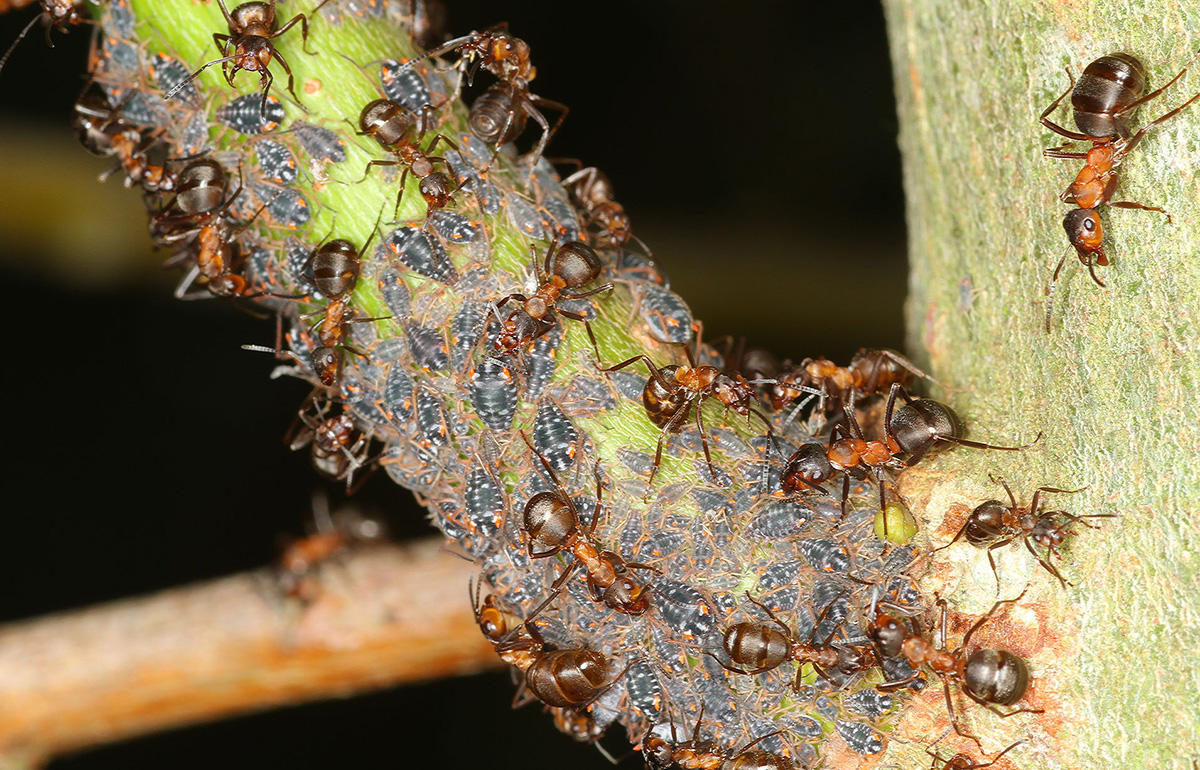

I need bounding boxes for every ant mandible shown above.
[1040,50,1200,331]
[166,0,326,118]
[934,475,1115,591]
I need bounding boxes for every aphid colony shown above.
[10,0,1140,766]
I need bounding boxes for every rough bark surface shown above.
[884,3,1200,769]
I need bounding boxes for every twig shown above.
[0,539,498,768]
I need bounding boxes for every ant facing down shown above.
[166,0,329,118]
[1039,49,1200,331]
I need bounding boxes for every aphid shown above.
[834,719,885,756]
[649,578,715,639]
[166,0,321,117]
[449,300,487,371]
[381,362,415,427]
[505,190,551,239]
[384,224,459,284]
[467,356,518,431]
[935,476,1113,589]
[404,322,449,371]
[353,97,458,219]
[868,591,1042,747]
[291,120,347,162]
[377,266,411,321]
[216,93,285,134]
[634,283,695,346]
[255,138,299,184]
[255,181,311,228]
[600,348,776,489]
[429,210,479,243]
[411,24,567,166]
[490,239,612,358]
[531,401,579,472]
[1041,50,1200,330]
[380,56,433,113]
[463,465,504,539]
[519,432,660,616]
[414,386,449,447]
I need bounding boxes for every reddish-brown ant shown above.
[601,347,778,488]
[490,238,612,359]
[519,432,660,616]
[770,349,934,418]
[925,733,1023,770]
[277,493,385,602]
[287,398,374,492]
[404,23,568,166]
[868,590,1042,747]
[714,592,878,688]
[560,165,654,257]
[0,0,89,79]
[1040,50,1200,331]
[935,476,1114,590]
[642,704,797,770]
[476,582,625,709]
[166,0,325,118]
[350,97,459,220]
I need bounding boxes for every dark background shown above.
[0,1,904,768]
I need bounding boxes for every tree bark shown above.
[883,3,1200,768]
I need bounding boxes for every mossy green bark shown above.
[883,2,1200,768]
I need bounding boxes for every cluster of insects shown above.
[3,0,1145,766]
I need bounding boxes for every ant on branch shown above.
[490,238,612,360]
[868,590,1042,748]
[166,0,327,118]
[402,23,568,167]
[712,592,878,689]
[1040,49,1200,331]
[600,345,778,489]
[518,432,660,616]
[642,703,798,770]
[935,476,1114,590]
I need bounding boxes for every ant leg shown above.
[271,48,305,113]
[1022,536,1070,587]
[1039,70,1091,142]
[693,395,719,484]
[945,677,984,749]
[274,10,317,56]
[1109,199,1173,224]
[961,587,1029,648]
[1084,256,1107,288]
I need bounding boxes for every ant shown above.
[475,581,625,709]
[0,0,90,80]
[770,349,934,419]
[166,0,325,118]
[297,223,385,386]
[1040,50,1200,331]
[404,23,568,166]
[600,346,778,489]
[560,165,653,257]
[868,590,1042,748]
[490,238,612,359]
[287,397,374,492]
[713,592,878,688]
[518,432,660,616]
[276,492,385,602]
[350,97,458,221]
[73,86,175,192]
[925,731,1023,770]
[935,476,1114,590]
[781,386,1035,535]
[642,704,797,770]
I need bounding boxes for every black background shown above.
[0,1,903,768]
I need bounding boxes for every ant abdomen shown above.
[524,648,611,708]
[963,500,1009,546]
[1073,53,1145,139]
[963,649,1031,706]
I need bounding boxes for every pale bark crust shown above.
[882,2,1200,769]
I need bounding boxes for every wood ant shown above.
[600,347,777,489]
[490,238,612,359]
[1040,50,1200,331]
[475,581,625,709]
[351,97,459,221]
[287,397,374,492]
[642,705,797,770]
[560,165,654,258]
[277,492,385,602]
[166,0,325,118]
[404,23,568,166]
[519,432,660,616]
[770,349,934,418]
[935,476,1114,590]
[868,590,1042,747]
[925,733,1023,770]
[713,592,877,688]
[0,0,89,79]
[73,86,175,192]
